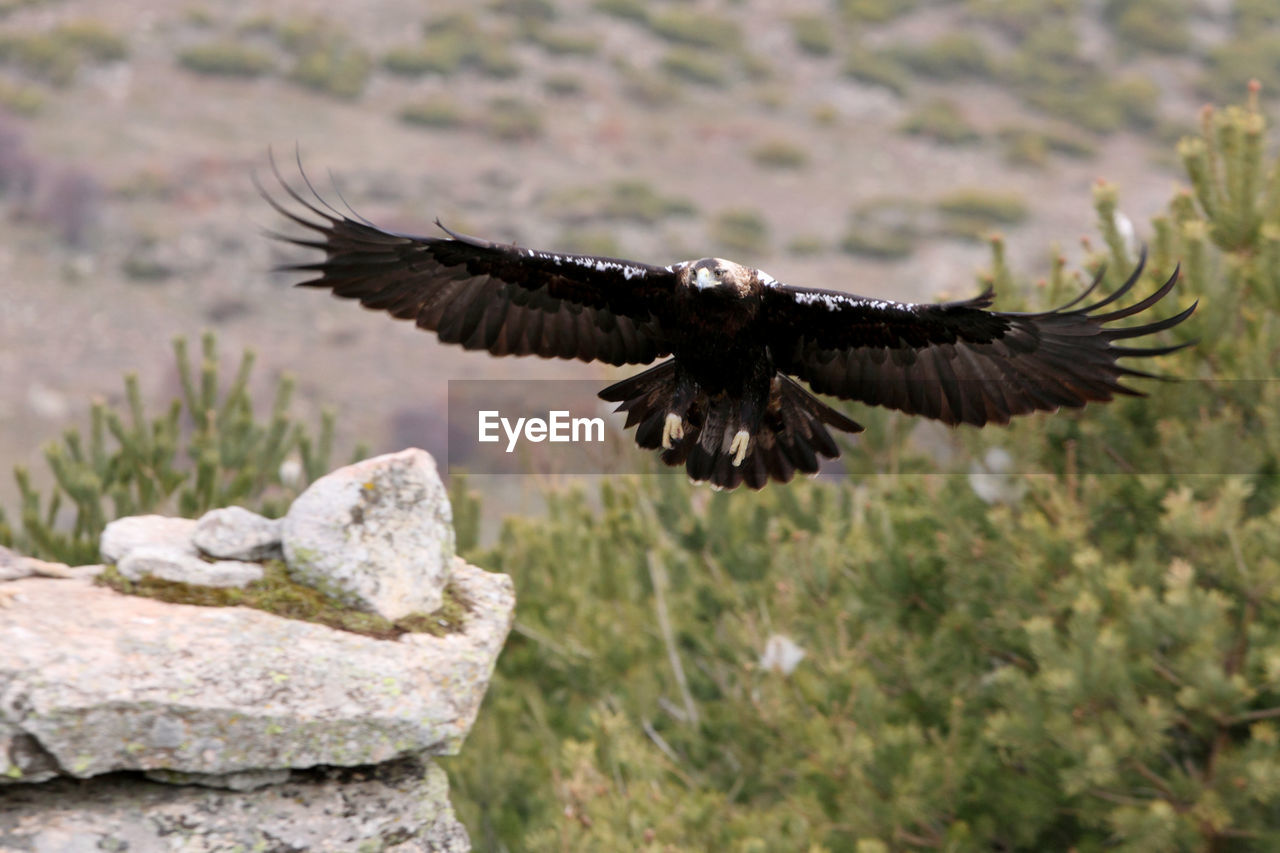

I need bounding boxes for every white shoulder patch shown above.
[790,290,913,312]
[531,250,651,280]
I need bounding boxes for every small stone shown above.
[193,506,283,562]
[282,448,454,620]
[100,515,197,564]
[117,545,264,588]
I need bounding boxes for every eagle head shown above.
[685,258,754,296]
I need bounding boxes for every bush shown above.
[592,0,648,22]
[937,188,1030,239]
[1105,0,1191,54]
[0,333,347,565]
[710,208,769,256]
[790,14,835,57]
[288,40,372,99]
[179,41,275,78]
[660,48,730,88]
[399,96,465,129]
[646,9,740,51]
[891,32,992,79]
[750,139,809,170]
[443,91,1280,852]
[841,47,909,97]
[899,98,981,145]
[484,96,543,141]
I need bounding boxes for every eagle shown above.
[260,162,1194,491]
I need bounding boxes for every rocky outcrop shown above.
[0,448,511,853]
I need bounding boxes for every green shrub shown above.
[937,188,1030,239]
[592,0,648,22]
[0,77,42,114]
[1105,0,1191,54]
[289,40,372,99]
[790,14,835,57]
[968,0,1080,38]
[710,209,769,256]
[891,32,992,79]
[484,96,543,141]
[525,26,599,57]
[383,42,466,76]
[0,33,79,86]
[750,139,809,170]
[543,72,583,96]
[399,96,465,129]
[0,21,126,86]
[660,48,730,88]
[841,47,909,97]
[786,234,826,256]
[899,98,981,145]
[646,9,740,51]
[179,41,275,78]
[0,333,346,565]
[1201,36,1280,105]
[835,0,917,23]
[999,124,1098,167]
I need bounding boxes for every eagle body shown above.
[262,162,1195,490]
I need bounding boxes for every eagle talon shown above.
[729,429,750,467]
[662,412,684,450]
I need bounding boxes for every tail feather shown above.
[601,362,864,490]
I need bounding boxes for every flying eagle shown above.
[260,163,1194,491]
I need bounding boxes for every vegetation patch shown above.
[399,97,466,130]
[96,561,471,639]
[936,188,1030,239]
[750,139,809,170]
[179,41,275,78]
[841,47,909,97]
[899,98,981,145]
[710,209,769,256]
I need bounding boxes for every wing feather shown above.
[259,160,676,366]
[764,249,1195,426]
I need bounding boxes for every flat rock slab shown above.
[0,757,469,852]
[0,560,513,784]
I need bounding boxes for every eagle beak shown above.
[694,267,717,291]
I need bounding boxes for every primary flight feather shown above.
[261,160,1195,490]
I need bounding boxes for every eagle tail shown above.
[600,365,864,490]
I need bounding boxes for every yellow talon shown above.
[662,413,684,450]
[729,429,750,467]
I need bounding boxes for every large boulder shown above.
[283,448,456,619]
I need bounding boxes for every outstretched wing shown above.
[763,250,1195,426]
[259,161,677,366]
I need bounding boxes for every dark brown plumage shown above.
[260,159,1195,490]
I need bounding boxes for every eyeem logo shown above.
[478,410,606,453]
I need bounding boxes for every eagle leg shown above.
[729,429,751,467]
[661,372,700,450]
[662,413,685,450]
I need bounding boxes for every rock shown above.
[0,757,470,852]
[193,505,283,562]
[116,544,264,588]
[0,545,73,582]
[0,561,513,783]
[100,515,197,564]
[143,767,291,791]
[282,448,455,620]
